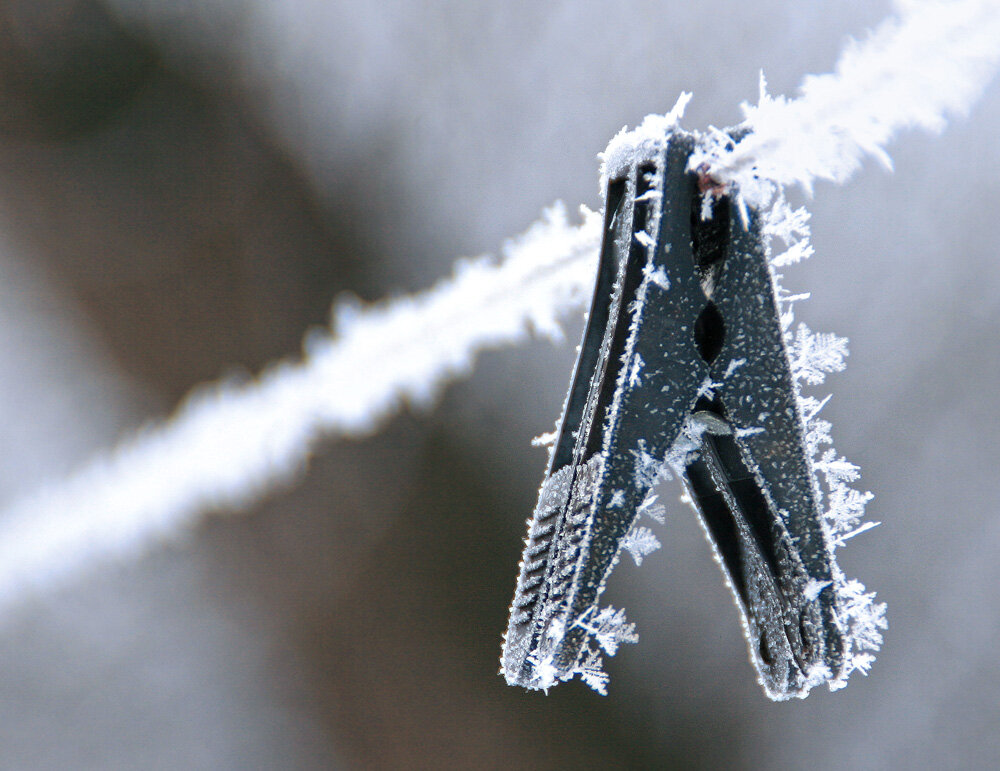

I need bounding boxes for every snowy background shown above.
[0,0,998,768]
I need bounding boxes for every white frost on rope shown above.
[0,203,601,614]
[693,0,1000,201]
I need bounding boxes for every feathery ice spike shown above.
[500,123,881,700]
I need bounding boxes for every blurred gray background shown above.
[0,0,997,768]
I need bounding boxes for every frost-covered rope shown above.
[0,205,600,611]
[694,0,1000,199]
[0,0,998,616]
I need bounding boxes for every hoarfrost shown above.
[696,376,723,399]
[596,607,639,653]
[788,324,849,385]
[576,649,611,695]
[648,265,670,290]
[637,493,666,524]
[569,606,640,694]
[693,0,1000,200]
[771,239,815,268]
[634,230,655,249]
[628,354,644,388]
[600,93,692,187]
[531,431,557,447]
[798,394,831,424]
[621,524,661,566]
[804,578,833,602]
[630,439,666,490]
[758,184,887,687]
[664,417,708,475]
[723,358,747,379]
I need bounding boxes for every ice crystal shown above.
[788,324,849,386]
[621,525,661,566]
[576,649,611,695]
[630,440,665,490]
[569,606,640,694]
[636,493,666,524]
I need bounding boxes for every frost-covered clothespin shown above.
[500,121,883,700]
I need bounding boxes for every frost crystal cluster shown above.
[759,190,887,683]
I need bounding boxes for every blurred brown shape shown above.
[0,0,157,139]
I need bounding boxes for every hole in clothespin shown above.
[694,302,725,363]
[690,183,730,363]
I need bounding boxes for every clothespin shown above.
[500,126,850,700]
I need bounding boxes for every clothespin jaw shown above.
[501,126,847,699]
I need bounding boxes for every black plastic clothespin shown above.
[500,127,846,699]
